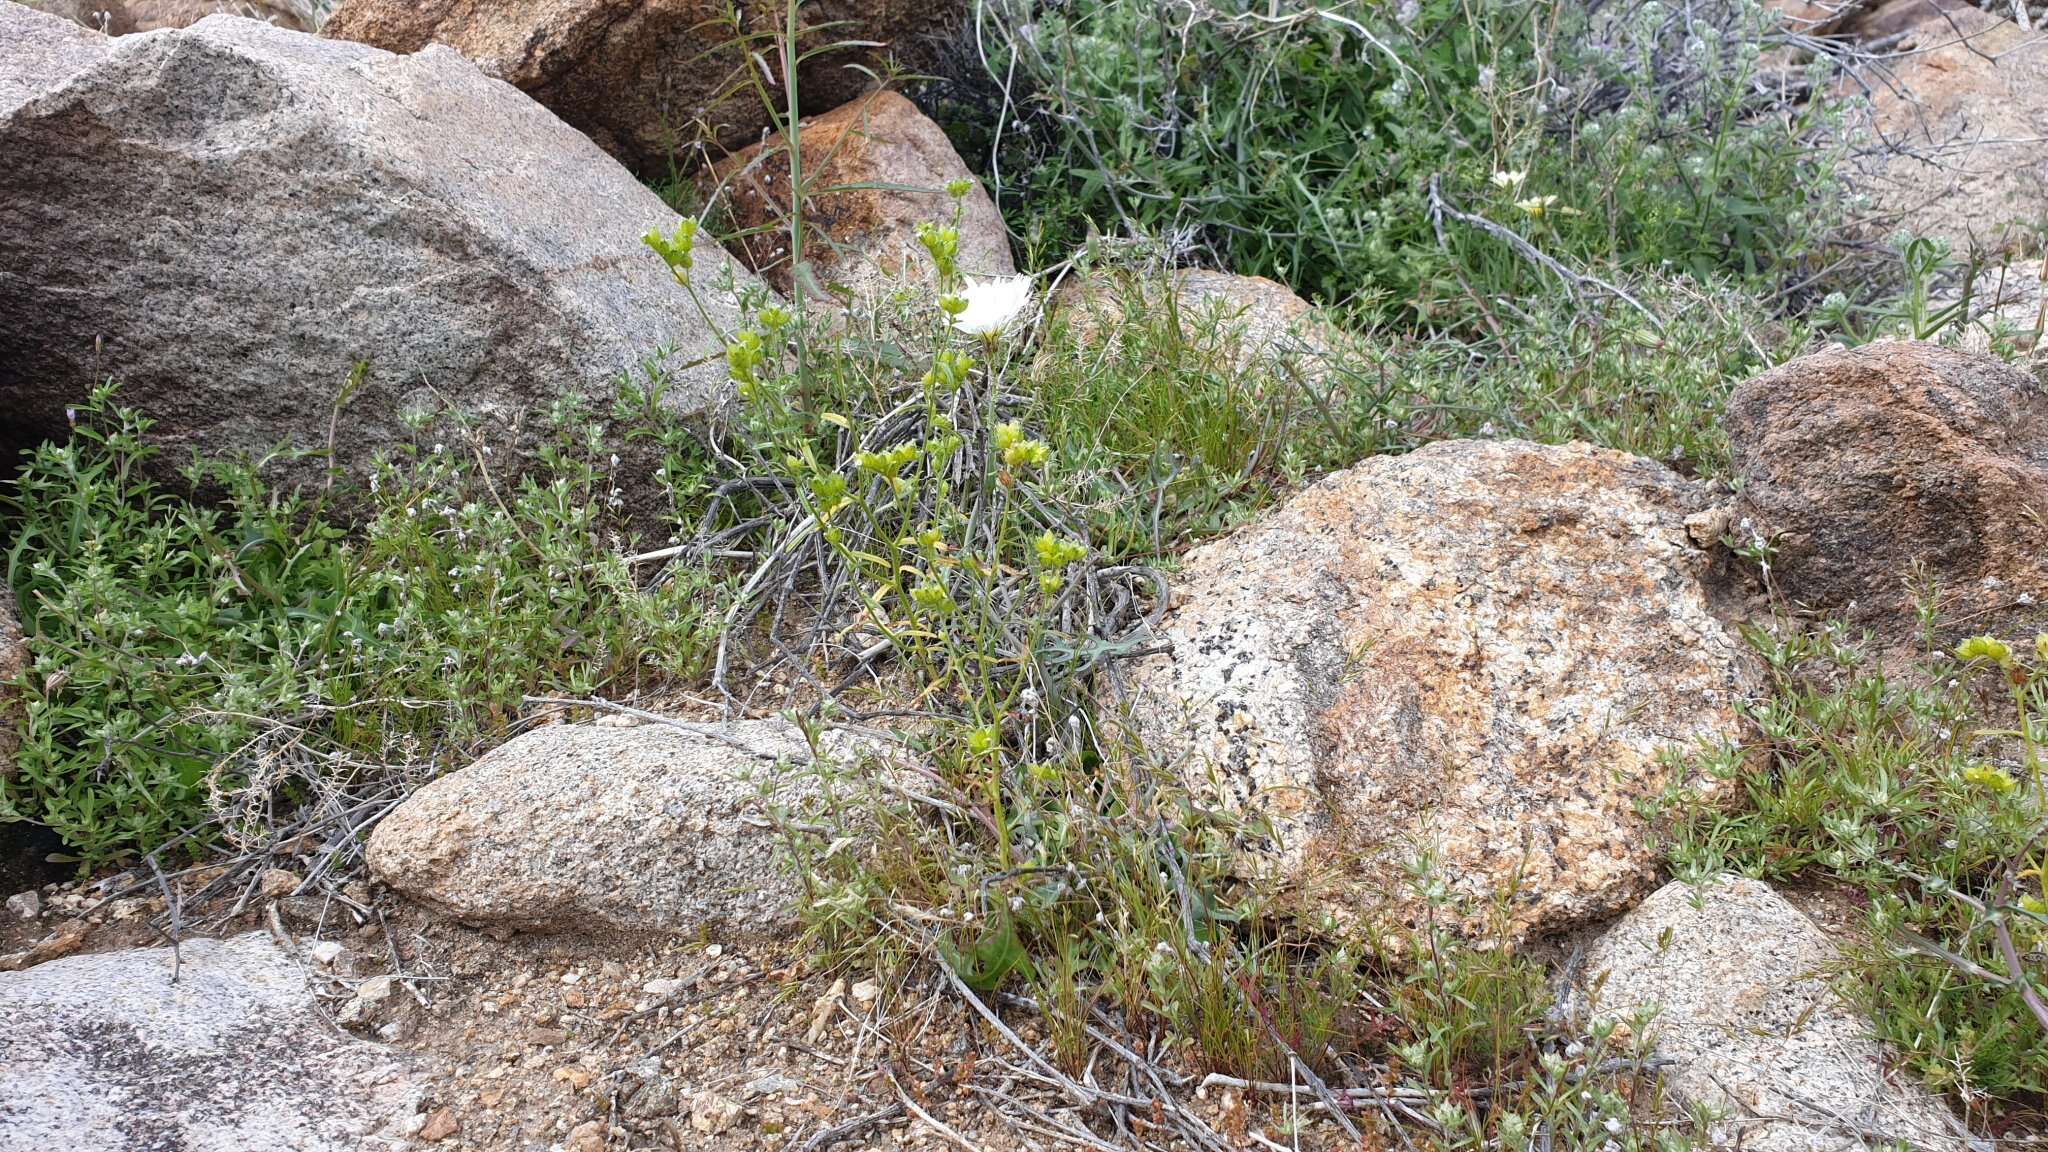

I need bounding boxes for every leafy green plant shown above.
[1661,622,2048,1112]
[976,0,1845,323]
[2,384,721,862]
[1815,234,2048,358]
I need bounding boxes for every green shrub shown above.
[978,0,1845,322]
[2,384,720,863]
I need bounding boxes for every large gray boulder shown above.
[0,932,423,1151]
[0,8,759,493]
[0,0,104,115]
[1108,440,1757,944]
[1583,876,1971,1152]
[368,721,838,935]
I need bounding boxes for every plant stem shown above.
[781,0,808,369]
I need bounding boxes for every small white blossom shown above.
[1490,169,1527,190]
[948,274,1034,337]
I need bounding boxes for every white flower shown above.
[948,274,1034,336]
[1515,194,1559,217]
[1491,169,1527,189]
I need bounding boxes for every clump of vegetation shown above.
[7,0,2046,1141]
[1662,621,2048,1114]
[976,0,1847,320]
[786,721,1680,1145]
[650,170,1689,1138]
[1,385,720,862]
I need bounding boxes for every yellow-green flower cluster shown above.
[855,441,919,480]
[726,330,766,392]
[966,724,1000,756]
[994,422,1049,471]
[1034,531,1087,596]
[809,472,848,518]
[856,441,921,498]
[1961,763,2017,794]
[923,349,974,392]
[1955,635,2014,667]
[911,580,956,617]
[916,221,960,280]
[1033,532,1086,570]
[643,219,698,282]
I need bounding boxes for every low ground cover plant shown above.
[1,385,720,861]
[1662,620,2048,1115]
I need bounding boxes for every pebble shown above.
[259,869,300,899]
[564,1119,607,1152]
[417,1107,460,1142]
[6,891,39,921]
[355,975,396,1003]
[307,940,345,966]
[743,1073,800,1099]
[689,1092,743,1135]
